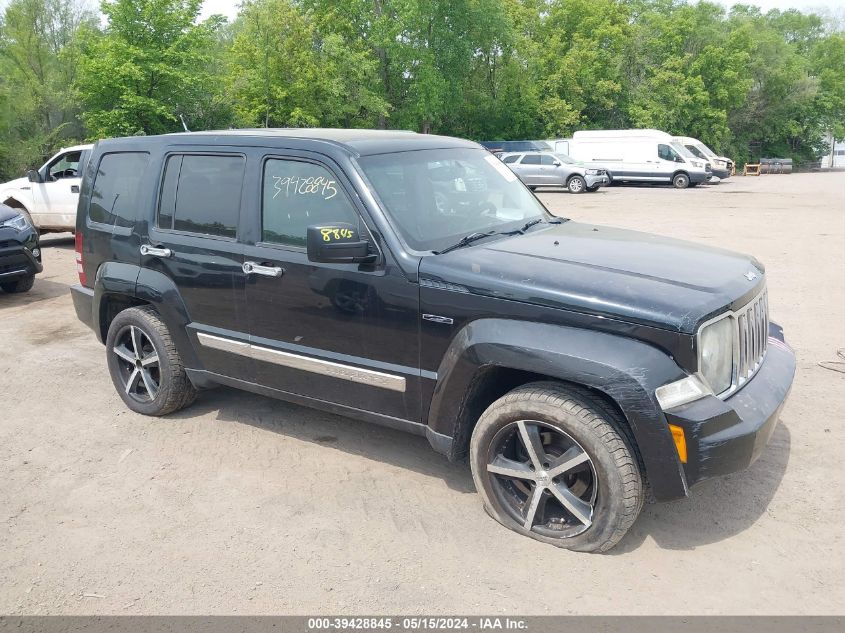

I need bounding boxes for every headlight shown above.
[715,160,726,167]
[1,214,30,231]
[585,169,599,175]
[692,161,704,168]
[699,316,734,394]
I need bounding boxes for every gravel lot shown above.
[1,172,843,615]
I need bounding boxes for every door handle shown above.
[243,261,285,278]
[140,244,173,258]
[71,185,80,193]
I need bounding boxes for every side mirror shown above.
[552,160,561,167]
[307,223,375,264]
[675,156,685,163]
[26,170,43,183]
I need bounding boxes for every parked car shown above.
[674,136,733,179]
[551,130,711,188]
[71,129,795,553]
[501,151,610,193]
[479,140,550,156]
[0,144,93,234]
[0,202,42,293]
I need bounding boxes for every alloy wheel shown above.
[112,325,161,403]
[486,420,597,538]
[568,177,585,193]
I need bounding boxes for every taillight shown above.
[75,232,87,286]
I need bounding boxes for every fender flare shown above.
[427,318,690,501]
[93,263,201,369]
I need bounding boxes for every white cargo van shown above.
[550,130,710,188]
[674,136,733,179]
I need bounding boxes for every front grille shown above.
[735,290,769,388]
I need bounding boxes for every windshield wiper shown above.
[435,231,496,255]
[519,218,543,232]
[501,217,557,236]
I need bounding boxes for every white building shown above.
[821,138,845,169]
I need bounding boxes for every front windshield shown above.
[697,143,717,158]
[554,153,577,164]
[358,148,549,253]
[671,142,695,159]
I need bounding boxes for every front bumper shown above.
[585,173,610,188]
[711,167,731,179]
[664,322,795,488]
[0,234,42,282]
[690,171,709,184]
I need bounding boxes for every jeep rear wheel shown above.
[470,382,643,553]
[105,306,197,416]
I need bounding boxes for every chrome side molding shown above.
[196,332,407,393]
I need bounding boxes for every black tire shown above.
[105,305,197,416]
[672,172,690,189]
[470,382,643,553]
[567,175,587,194]
[1,275,35,293]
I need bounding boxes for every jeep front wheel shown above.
[105,306,197,416]
[470,382,643,553]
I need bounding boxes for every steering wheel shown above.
[52,168,77,180]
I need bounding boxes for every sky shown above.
[195,0,845,21]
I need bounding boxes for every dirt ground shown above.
[1,172,844,615]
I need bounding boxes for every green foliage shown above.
[227,0,386,128]
[75,0,225,138]
[1,0,844,178]
[0,0,93,178]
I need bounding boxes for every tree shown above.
[76,0,225,138]
[0,0,93,178]
[227,0,386,129]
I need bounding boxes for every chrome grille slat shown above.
[735,289,768,388]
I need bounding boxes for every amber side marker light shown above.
[668,424,688,464]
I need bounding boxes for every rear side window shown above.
[521,154,540,165]
[502,155,520,164]
[261,159,360,248]
[157,154,245,238]
[89,152,150,227]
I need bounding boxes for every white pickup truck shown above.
[0,144,93,234]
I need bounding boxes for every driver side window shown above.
[262,159,360,248]
[657,144,679,162]
[47,151,82,181]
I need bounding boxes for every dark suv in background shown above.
[0,202,42,294]
[71,129,795,552]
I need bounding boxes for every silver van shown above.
[501,151,609,193]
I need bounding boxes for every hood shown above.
[1,176,29,191]
[0,203,23,223]
[418,221,765,333]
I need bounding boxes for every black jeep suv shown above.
[71,129,795,552]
